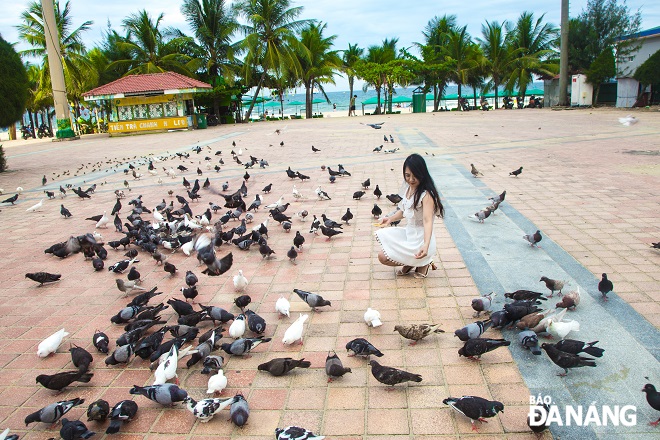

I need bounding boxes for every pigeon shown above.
[60,418,95,440]
[346,338,383,357]
[386,193,402,205]
[287,246,298,263]
[458,338,511,360]
[153,344,179,385]
[164,261,177,275]
[60,204,72,218]
[293,288,331,311]
[293,231,305,251]
[168,298,194,316]
[598,273,613,301]
[470,164,483,177]
[24,397,85,426]
[129,384,188,406]
[509,166,523,177]
[233,270,248,291]
[519,330,542,355]
[362,178,370,189]
[206,369,228,394]
[184,396,234,422]
[220,336,271,356]
[38,328,69,357]
[540,276,565,297]
[262,183,272,193]
[86,399,110,422]
[275,426,325,440]
[1,193,18,204]
[92,330,109,353]
[556,288,581,310]
[282,314,308,345]
[70,344,93,372]
[553,339,604,357]
[443,396,504,431]
[454,320,492,341]
[371,204,382,218]
[369,360,422,387]
[26,198,44,212]
[618,115,638,126]
[320,225,342,240]
[230,393,249,427]
[503,290,546,301]
[116,279,147,296]
[258,358,311,376]
[201,355,225,375]
[642,384,660,426]
[471,292,495,317]
[95,211,109,228]
[228,314,246,339]
[523,230,542,247]
[105,344,133,365]
[315,186,331,200]
[364,308,382,327]
[275,296,291,317]
[127,266,140,282]
[489,190,506,204]
[473,207,492,223]
[105,400,138,435]
[185,270,198,287]
[234,294,251,310]
[26,272,62,286]
[528,403,550,433]
[36,370,94,391]
[546,318,580,339]
[341,208,354,224]
[541,343,596,376]
[244,309,266,333]
[311,145,320,152]
[394,323,444,345]
[325,351,351,382]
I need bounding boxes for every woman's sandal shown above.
[413,263,432,279]
[396,265,414,276]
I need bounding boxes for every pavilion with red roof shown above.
[83,72,212,135]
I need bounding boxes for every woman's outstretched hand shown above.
[414,247,428,259]
[380,216,390,226]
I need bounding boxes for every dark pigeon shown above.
[345,338,384,357]
[258,357,312,376]
[368,360,422,387]
[25,397,85,426]
[443,395,504,431]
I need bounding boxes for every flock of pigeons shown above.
[2,123,658,439]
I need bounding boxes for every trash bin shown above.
[412,86,426,113]
[196,113,207,129]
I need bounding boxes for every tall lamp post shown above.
[558,0,570,106]
[40,0,75,138]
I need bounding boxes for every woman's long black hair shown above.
[403,153,444,218]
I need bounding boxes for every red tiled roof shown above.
[83,72,212,98]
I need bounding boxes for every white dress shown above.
[375,184,436,267]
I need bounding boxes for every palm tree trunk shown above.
[305,81,312,119]
[244,72,267,121]
[457,84,462,111]
[494,79,500,109]
[375,86,382,115]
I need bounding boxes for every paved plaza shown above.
[0,107,658,439]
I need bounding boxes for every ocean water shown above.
[253,82,544,116]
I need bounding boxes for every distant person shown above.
[333,103,337,111]
[349,95,357,116]
[480,96,490,111]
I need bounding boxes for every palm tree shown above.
[181,0,239,116]
[234,0,311,120]
[295,22,341,119]
[415,15,456,111]
[444,26,479,105]
[478,21,515,109]
[342,43,363,116]
[110,10,201,76]
[505,12,559,99]
[17,0,93,115]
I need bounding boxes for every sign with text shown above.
[109,117,189,133]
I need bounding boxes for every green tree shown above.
[341,43,363,116]
[181,0,239,117]
[110,10,201,76]
[356,39,398,115]
[478,21,515,109]
[0,36,29,128]
[444,26,479,103]
[585,47,615,104]
[633,49,660,92]
[235,0,311,120]
[567,17,597,74]
[296,22,340,119]
[505,12,558,99]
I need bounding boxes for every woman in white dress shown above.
[375,154,444,278]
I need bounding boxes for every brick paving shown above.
[0,107,657,439]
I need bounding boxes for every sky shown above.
[1,0,657,92]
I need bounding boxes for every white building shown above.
[616,26,660,107]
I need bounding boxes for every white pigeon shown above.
[282,314,308,345]
[228,314,246,339]
[532,308,568,333]
[148,169,158,176]
[16,187,24,194]
[181,240,194,256]
[364,308,383,327]
[275,296,290,317]
[185,396,233,422]
[37,328,69,357]
[292,185,302,200]
[265,196,284,209]
[206,369,228,394]
[618,115,638,126]
[237,148,243,156]
[26,198,44,212]
[93,231,103,241]
[233,270,249,292]
[157,177,163,185]
[252,218,269,232]
[96,211,109,228]
[546,318,579,339]
[153,210,165,223]
[153,344,179,385]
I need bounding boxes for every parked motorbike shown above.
[20,125,33,140]
[37,123,53,138]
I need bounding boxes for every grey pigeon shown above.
[105,344,133,365]
[325,351,351,382]
[276,426,326,439]
[244,309,266,334]
[25,272,61,286]
[293,288,331,311]
[454,320,492,341]
[106,400,138,434]
[221,336,271,356]
[471,292,495,317]
[540,276,565,297]
[185,270,198,287]
[443,396,504,431]
[230,393,249,427]
[60,418,95,440]
[518,330,542,355]
[258,357,311,376]
[345,338,384,357]
[201,355,225,374]
[369,360,422,387]
[129,384,188,406]
[25,397,85,425]
[523,230,542,247]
